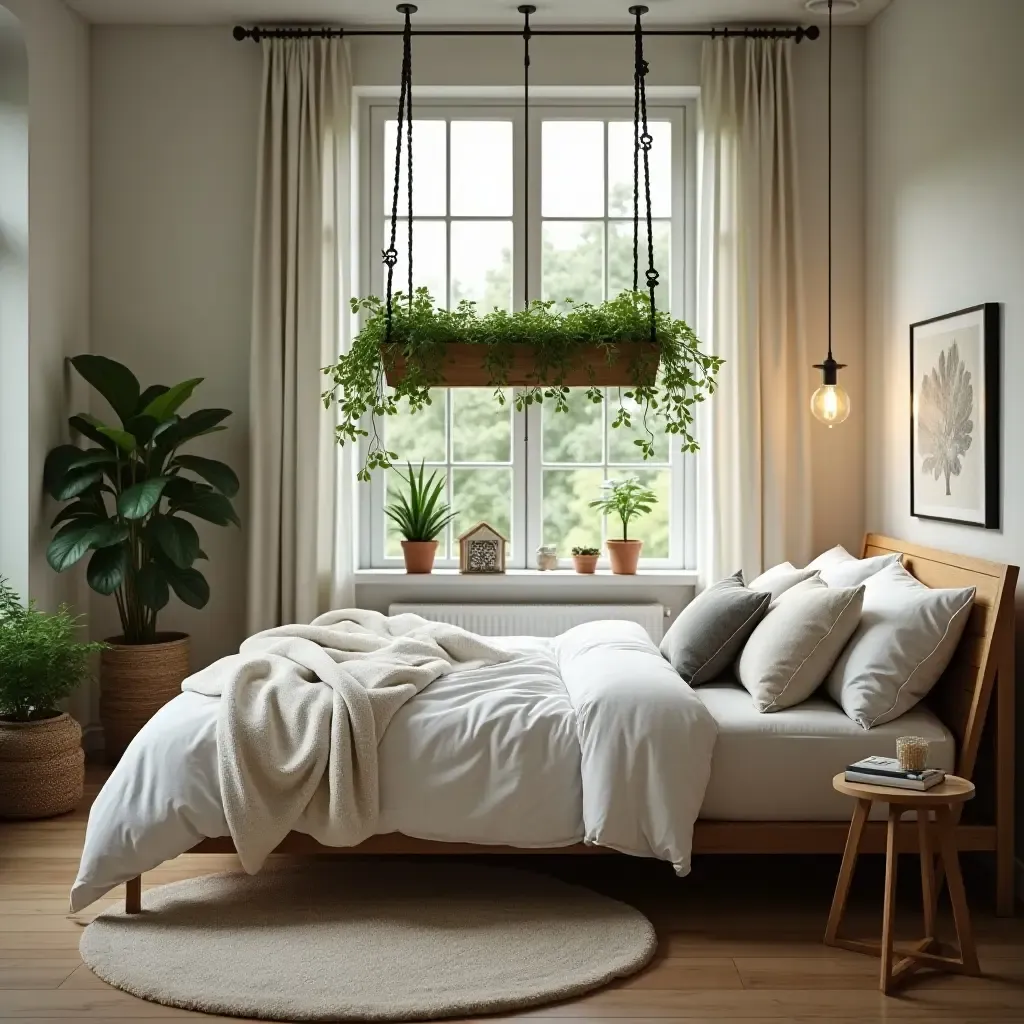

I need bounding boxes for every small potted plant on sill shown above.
[589,478,658,576]
[0,578,106,819]
[43,354,241,762]
[386,461,458,574]
[571,546,600,574]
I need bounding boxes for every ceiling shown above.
[64,0,890,27]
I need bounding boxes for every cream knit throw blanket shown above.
[182,609,511,873]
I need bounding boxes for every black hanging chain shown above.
[519,5,535,311]
[383,5,416,345]
[630,5,658,344]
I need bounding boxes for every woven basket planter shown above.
[0,713,84,819]
[100,632,190,763]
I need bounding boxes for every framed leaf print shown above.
[910,303,1000,528]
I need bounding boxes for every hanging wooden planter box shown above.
[381,341,660,389]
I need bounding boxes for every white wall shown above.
[2,0,91,724]
[86,26,866,693]
[0,6,29,601]
[865,0,1024,863]
[89,28,259,674]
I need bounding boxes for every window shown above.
[360,100,692,569]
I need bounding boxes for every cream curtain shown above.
[247,39,354,632]
[696,37,812,586]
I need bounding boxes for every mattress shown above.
[695,682,956,821]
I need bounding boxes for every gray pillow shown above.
[659,571,770,685]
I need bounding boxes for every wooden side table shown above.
[824,773,979,994]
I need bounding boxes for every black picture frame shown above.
[909,303,1000,529]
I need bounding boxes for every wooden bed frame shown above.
[124,534,1019,916]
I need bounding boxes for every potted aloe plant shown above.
[385,461,457,574]
[589,478,658,575]
[43,355,240,760]
[0,578,106,819]
[571,546,600,574]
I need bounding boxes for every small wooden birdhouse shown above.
[458,522,507,574]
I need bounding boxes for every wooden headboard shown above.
[861,534,1017,782]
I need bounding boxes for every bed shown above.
[74,534,1018,917]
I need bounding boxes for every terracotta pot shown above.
[606,539,643,575]
[0,712,84,819]
[572,554,600,574]
[401,540,439,574]
[100,633,190,763]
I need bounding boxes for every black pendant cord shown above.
[826,0,833,364]
[519,5,535,311]
[383,4,415,346]
[630,5,658,346]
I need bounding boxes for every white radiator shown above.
[389,603,665,642]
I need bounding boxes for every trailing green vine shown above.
[323,289,722,481]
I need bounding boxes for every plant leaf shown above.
[68,414,119,452]
[46,523,96,572]
[136,384,169,413]
[87,521,130,549]
[50,502,105,529]
[148,514,200,569]
[163,564,210,609]
[70,355,140,424]
[171,490,240,527]
[157,408,232,449]
[117,476,170,520]
[55,468,105,501]
[98,426,136,453]
[87,543,128,595]
[172,455,240,497]
[136,561,170,611]
[141,378,203,422]
[124,414,159,446]
[43,445,85,499]
[67,449,119,472]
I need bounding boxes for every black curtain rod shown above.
[232,24,820,43]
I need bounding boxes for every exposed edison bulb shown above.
[810,384,851,427]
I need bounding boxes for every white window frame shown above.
[357,96,696,571]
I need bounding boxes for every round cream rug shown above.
[80,861,656,1021]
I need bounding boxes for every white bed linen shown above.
[696,682,955,820]
[71,622,715,911]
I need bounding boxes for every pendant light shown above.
[809,0,851,427]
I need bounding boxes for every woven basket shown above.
[0,713,84,819]
[100,633,190,762]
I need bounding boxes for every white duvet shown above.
[71,620,717,911]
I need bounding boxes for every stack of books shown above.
[845,755,945,791]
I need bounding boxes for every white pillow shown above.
[825,561,975,729]
[748,562,821,602]
[806,544,902,588]
[737,576,865,713]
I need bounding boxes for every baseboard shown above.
[81,723,104,756]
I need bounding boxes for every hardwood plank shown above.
[612,958,742,991]
[0,962,81,990]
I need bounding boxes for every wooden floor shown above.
[1,767,1023,1023]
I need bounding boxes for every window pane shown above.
[451,388,511,463]
[542,221,604,306]
[607,469,670,558]
[606,390,670,465]
[608,120,671,217]
[452,468,512,555]
[384,119,446,216]
[607,219,670,306]
[385,465,449,559]
[542,468,605,553]
[542,121,604,217]
[542,390,603,464]
[386,219,447,308]
[450,121,513,216]
[451,221,513,312]
[383,390,447,464]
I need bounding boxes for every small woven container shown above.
[896,735,930,772]
[100,633,190,762]
[0,713,84,819]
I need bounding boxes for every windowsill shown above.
[354,568,699,587]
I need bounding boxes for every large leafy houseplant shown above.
[43,355,240,645]
[323,289,722,480]
[0,577,105,723]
